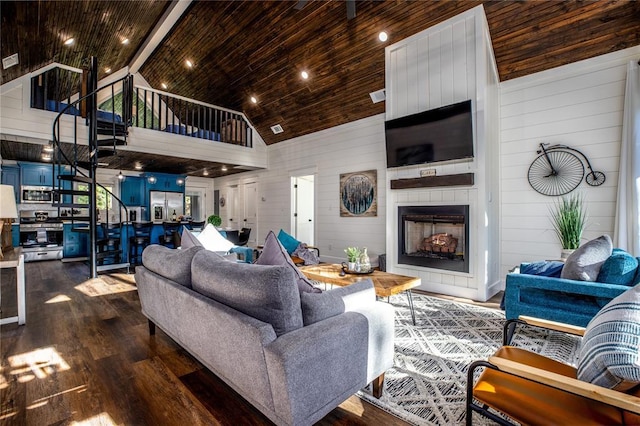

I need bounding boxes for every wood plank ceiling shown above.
[1,0,639,162]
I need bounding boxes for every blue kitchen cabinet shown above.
[21,163,53,186]
[12,224,20,247]
[120,176,145,206]
[1,165,20,203]
[63,224,88,258]
[145,173,185,193]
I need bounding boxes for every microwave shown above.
[21,186,56,203]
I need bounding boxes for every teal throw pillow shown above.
[277,229,301,254]
[596,248,639,286]
[577,285,640,390]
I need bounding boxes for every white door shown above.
[293,175,314,245]
[243,182,257,244]
[226,186,238,229]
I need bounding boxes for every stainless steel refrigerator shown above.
[150,191,184,222]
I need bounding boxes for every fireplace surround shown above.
[397,205,469,273]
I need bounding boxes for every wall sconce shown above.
[176,177,185,186]
[147,175,157,184]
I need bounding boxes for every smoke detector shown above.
[270,124,284,134]
[2,53,19,70]
[369,89,386,104]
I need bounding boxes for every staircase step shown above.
[56,189,91,196]
[97,138,127,147]
[58,175,93,184]
[53,202,90,209]
[96,262,130,273]
[97,128,128,136]
[96,148,117,157]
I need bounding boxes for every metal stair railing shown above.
[50,59,132,278]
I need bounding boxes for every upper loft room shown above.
[1,0,639,177]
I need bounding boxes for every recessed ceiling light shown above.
[301,70,309,80]
[43,143,54,153]
[378,31,388,42]
[221,166,228,172]
[185,59,193,68]
[64,37,75,46]
[161,83,168,89]
[104,67,112,74]
[41,153,52,161]
[203,170,209,176]
[134,163,143,170]
[250,96,257,104]
[121,38,129,45]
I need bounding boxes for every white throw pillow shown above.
[196,224,234,252]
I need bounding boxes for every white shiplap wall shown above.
[499,45,640,278]
[384,5,501,301]
[214,115,388,264]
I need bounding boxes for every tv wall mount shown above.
[527,142,605,196]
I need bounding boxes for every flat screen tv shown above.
[385,100,473,168]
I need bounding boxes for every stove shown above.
[19,211,64,262]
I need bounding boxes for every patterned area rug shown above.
[356,292,581,426]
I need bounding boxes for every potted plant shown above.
[207,214,222,228]
[550,193,586,259]
[344,247,361,271]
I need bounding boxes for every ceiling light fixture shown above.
[203,170,209,176]
[301,70,309,80]
[64,37,75,46]
[121,38,129,45]
[104,67,112,74]
[161,83,168,89]
[221,166,228,172]
[378,31,388,42]
[43,142,54,153]
[185,59,193,68]
[250,96,257,104]
[134,163,143,170]
[41,153,52,162]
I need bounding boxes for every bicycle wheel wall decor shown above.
[528,150,584,196]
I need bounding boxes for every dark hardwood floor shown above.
[0,260,408,425]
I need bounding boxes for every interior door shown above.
[226,186,238,229]
[293,175,314,245]
[243,182,257,244]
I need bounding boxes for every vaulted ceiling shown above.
[2,0,639,149]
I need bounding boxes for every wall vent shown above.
[2,53,19,70]
[369,88,386,103]
[271,124,284,134]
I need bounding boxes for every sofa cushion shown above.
[180,227,203,249]
[196,224,235,252]
[277,229,300,254]
[596,249,639,286]
[191,249,303,336]
[257,231,321,294]
[520,261,564,278]
[300,279,375,326]
[560,235,613,281]
[142,245,204,288]
[577,285,640,390]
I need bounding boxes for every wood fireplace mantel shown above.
[390,173,474,189]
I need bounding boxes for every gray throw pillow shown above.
[191,250,303,336]
[180,227,203,249]
[300,279,375,326]
[577,284,640,390]
[141,245,204,288]
[256,230,321,294]
[560,235,613,281]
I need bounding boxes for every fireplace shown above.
[398,205,469,273]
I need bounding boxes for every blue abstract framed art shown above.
[339,169,377,217]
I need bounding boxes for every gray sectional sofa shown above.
[135,245,395,426]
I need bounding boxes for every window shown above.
[75,183,113,210]
[185,192,202,220]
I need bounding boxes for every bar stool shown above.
[161,222,181,248]
[129,221,152,265]
[97,223,122,265]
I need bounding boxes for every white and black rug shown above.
[357,292,581,426]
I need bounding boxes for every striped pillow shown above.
[577,285,640,390]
